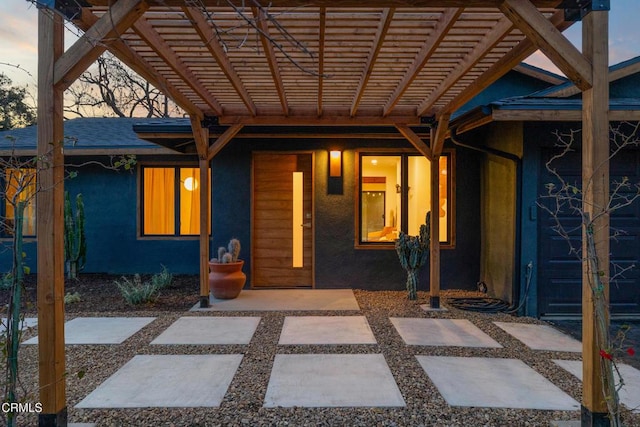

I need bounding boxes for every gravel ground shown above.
[4,276,640,427]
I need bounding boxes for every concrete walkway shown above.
[22,290,639,425]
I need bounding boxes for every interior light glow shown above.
[183,177,198,191]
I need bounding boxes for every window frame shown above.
[138,163,210,240]
[354,148,455,250]
[1,167,37,239]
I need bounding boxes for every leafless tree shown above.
[65,54,183,119]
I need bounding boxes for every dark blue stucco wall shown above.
[1,144,482,291]
[211,138,481,291]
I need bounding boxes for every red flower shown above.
[627,348,636,357]
[599,349,613,360]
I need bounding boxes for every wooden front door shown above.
[252,153,314,287]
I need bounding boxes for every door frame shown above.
[250,150,316,288]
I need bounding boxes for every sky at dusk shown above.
[1,0,640,93]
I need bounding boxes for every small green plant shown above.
[151,265,173,289]
[64,191,86,279]
[0,273,13,290]
[213,238,241,263]
[395,212,430,300]
[115,274,160,305]
[64,292,81,304]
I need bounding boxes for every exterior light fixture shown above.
[327,149,343,195]
[329,150,342,177]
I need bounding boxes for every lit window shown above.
[357,153,452,246]
[3,168,36,237]
[141,166,210,236]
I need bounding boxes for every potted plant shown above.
[395,212,430,300]
[209,238,246,299]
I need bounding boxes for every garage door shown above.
[537,147,640,316]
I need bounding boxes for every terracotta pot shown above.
[208,260,246,299]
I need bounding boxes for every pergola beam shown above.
[499,0,592,91]
[184,6,257,116]
[318,8,326,117]
[54,0,147,89]
[207,124,244,160]
[383,8,461,117]
[395,124,432,160]
[431,113,450,156]
[252,7,289,116]
[74,10,202,115]
[417,16,514,117]
[85,0,563,7]
[351,8,395,117]
[440,9,569,115]
[133,17,224,116]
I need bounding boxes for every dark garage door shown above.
[538,147,640,316]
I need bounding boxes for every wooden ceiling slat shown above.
[417,16,514,116]
[382,8,462,117]
[183,6,257,115]
[133,17,224,115]
[252,6,290,115]
[317,8,326,116]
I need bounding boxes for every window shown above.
[3,168,36,237]
[141,166,210,236]
[357,152,453,247]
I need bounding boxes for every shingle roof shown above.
[0,117,173,153]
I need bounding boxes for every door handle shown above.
[301,223,312,228]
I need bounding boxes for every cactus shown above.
[64,192,86,279]
[228,238,241,262]
[212,238,242,263]
[395,212,430,300]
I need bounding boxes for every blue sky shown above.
[1,0,639,89]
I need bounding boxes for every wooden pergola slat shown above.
[317,8,326,116]
[382,8,461,117]
[184,6,257,116]
[133,17,224,116]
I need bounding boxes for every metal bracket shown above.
[201,116,219,129]
[420,116,437,127]
[559,0,610,22]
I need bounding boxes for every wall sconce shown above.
[329,150,342,177]
[327,149,343,195]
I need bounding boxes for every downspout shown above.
[449,127,524,315]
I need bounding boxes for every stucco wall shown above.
[1,141,482,292]
[480,122,523,303]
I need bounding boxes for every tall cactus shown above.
[64,192,86,279]
[395,212,431,300]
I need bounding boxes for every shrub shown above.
[115,274,159,305]
[64,292,81,304]
[151,265,173,289]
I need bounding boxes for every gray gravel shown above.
[13,290,640,427]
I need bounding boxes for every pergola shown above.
[36,0,610,425]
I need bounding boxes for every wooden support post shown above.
[581,8,610,426]
[189,115,211,308]
[37,7,67,426]
[429,126,442,308]
[198,158,210,308]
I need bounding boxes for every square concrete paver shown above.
[554,359,640,413]
[417,356,580,410]
[191,289,359,311]
[24,317,155,345]
[264,354,405,407]
[76,354,243,408]
[391,318,502,348]
[151,316,261,345]
[279,316,376,345]
[494,322,582,352]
